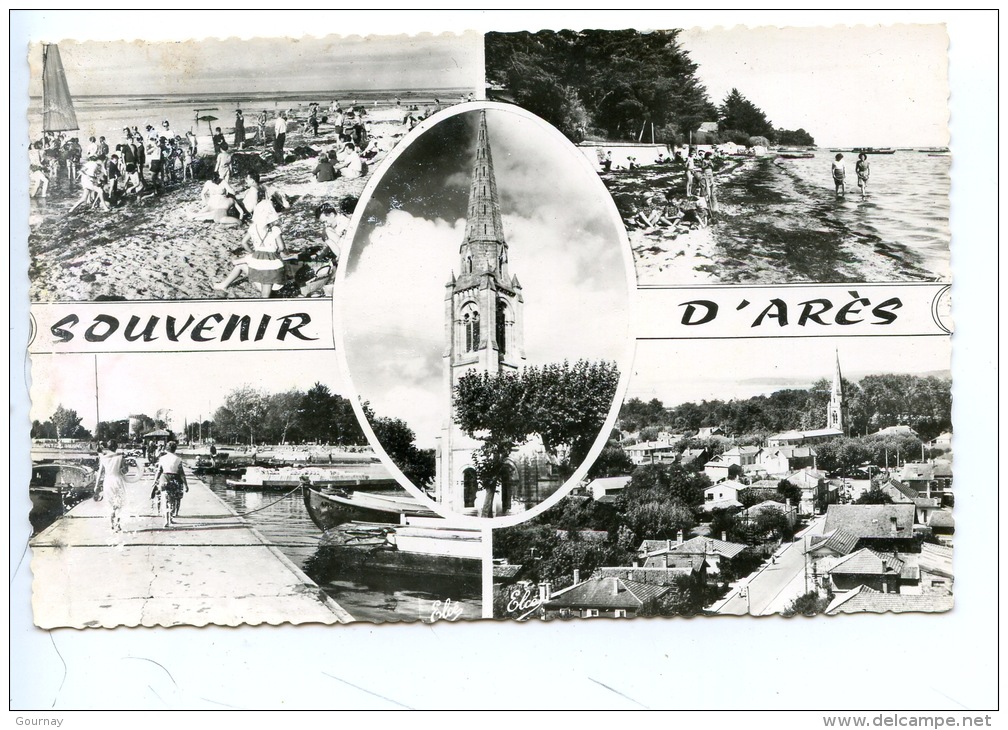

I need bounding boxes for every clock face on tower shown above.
[337,103,635,522]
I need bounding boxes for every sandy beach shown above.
[28,107,417,301]
[602,154,943,286]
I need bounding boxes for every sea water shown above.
[27,88,472,144]
[772,151,951,281]
[205,474,482,623]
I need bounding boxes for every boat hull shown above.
[301,484,435,531]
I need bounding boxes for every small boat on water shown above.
[777,150,815,159]
[29,463,95,535]
[302,482,436,530]
[230,463,400,492]
[318,519,483,576]
[852,147,896,154]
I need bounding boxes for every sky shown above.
[340,108,633,448]
[27,33,483,97]
[30,350,348,434]
[678,24,950,148]
[627,336,952,408]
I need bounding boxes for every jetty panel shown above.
[30,473,352,628]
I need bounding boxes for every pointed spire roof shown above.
[832,350,844,398]
[463,110,505,246]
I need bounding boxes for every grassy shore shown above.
[28,108,413,301]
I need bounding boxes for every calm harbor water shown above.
[203,473,482,623]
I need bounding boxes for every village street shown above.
[711,515,827,616]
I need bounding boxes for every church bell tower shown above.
[435,111,526,513]
[827,351,846,434]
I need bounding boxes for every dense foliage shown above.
[32,405,93,441]
[368,415,436,488]
[619,374,951,443]
[454,360,620,516]
[486,30,718,143]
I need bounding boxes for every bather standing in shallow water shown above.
[855,152,870,199]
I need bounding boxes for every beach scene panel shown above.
[26,34,482,301]
[485,26,950,285]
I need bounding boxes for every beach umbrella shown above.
[197,114,219,137]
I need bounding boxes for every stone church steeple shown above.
[436,111,526,513]
[827,351,846,433]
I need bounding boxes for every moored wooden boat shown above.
[302,482,436,531]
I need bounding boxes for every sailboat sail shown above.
[42,44,79,133]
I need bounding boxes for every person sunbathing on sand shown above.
[214,192,288,297]
[68,157,111,213]
[693,191,710,228]
[335,143,365,179]
[192,173,240,225]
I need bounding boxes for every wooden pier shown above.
[30,472,353,628]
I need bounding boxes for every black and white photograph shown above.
[11,9,996,718]
[339,104,635,519]
[27,33,482,301]
[28,350,484,628]
[486,26,951,285]
[493,337,953,620]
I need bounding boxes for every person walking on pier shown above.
[153,441,188,528]
[94,440,128,533]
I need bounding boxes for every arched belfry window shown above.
[496,299,509,355]
[466,255,473,273]
[462,306,480,353]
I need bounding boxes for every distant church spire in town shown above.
[827,350,846,433]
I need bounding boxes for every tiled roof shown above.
[927,510,955,530]
[823,504,917,539]
[770,428,843,441]
[918,543,954,579]
[544,576,670,610]
[808,528,861,556]
[586,476,632,492]
[705,479,746,494]
[826,586,954,614]
[493,563,523,580]
[665,535,748,560]
[828,548,904,576]
[596,566,697,587]
[882,479,919,503]
[900,463,934,481]
[702,498,743,512]
[641,552,708,571]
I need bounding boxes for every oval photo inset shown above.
[338,103,634,523]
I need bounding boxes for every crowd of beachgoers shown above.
[28,95,473,300]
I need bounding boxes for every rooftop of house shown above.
[702,497,743,512]
[626,441,677,452]
[823,504,917,540]
[769,428,844,441]
[827,548,905,576]
[927,510,955,530]
[881,479,920,503]
[545,576,670,610]
[724,445,761,456]
[900,462,937,481]
[705,479,746,494]
[586,475,633,492]
[918,543,954,579]
[808,527,861,556]
[665,535,749,560]
[492,563,523,580]
[825,585,954,615]
[763,445,816,459]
